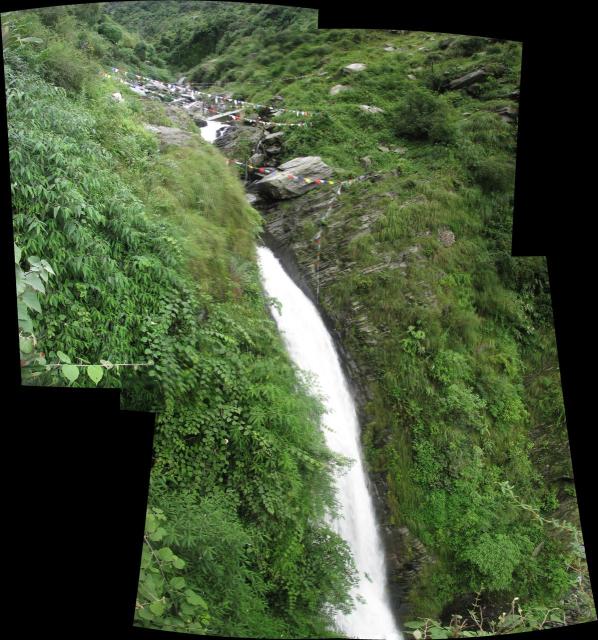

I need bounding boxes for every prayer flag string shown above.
[106,67,317,118]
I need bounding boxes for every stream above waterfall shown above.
[199,120,229,143]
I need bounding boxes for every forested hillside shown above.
[5,2,596,638]
[4,6,356,637]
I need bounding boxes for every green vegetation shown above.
[4,6,356,637]
[5,2,595,637]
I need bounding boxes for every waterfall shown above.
[257,246,402,640]
[199,120,229,143]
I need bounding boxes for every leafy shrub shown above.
[393,86,458,144]
[431,349,472,385]
[133,40,147,60]
[470,155,515,193]
[36,6,69,28]
[38,38,97,91]
[71,3,102,26]
[97,20,123,45]
[450,35,489,57]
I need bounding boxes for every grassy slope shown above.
[105,2,595,624]
[4,6,358,637]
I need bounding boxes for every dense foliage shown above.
[4,6,357,637]
[104,2,595,627]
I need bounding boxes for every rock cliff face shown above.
[253,177,432,619]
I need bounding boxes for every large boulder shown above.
[444,68,488,91]
[359,104,385,114]
[249,153,266,166]
[192,114,208,127]
[213,124,262,154]
[184,101,206,115]
[330,84,350,96]
[129,85,147,97]
[343,63,367,74]
[494,104,518,122]
[143,124,192,149]
[147,79,167,91]
[252,156,333,200]
[262,131,285,147]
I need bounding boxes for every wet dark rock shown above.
[253,156,333,200]
[213,124,262,154]
[249,153,265,166]
[263,131,285,145]
[443,68,488,91]
[191,114,207,127]
[494,104,518,122]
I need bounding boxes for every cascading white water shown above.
[257,246,402,640]
[199,120,229,143]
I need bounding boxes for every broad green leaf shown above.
[40,260,55,275]
[404,622,425,630]
[156,547,174,562]
[22,289,41,313]
[17,301,29,320]
[15,267,25,295]
[149,600,166,616]
[146,513,157,533]
[172,556,185,569]
[14,243,21,263]
[87,364,104,384]
[169,576,186,590]
[19,336,33,354]
[149,526,166,542]
[19,315,33,334]
[57,351,71,364]
[61,364,80,383]
[136,606,153,621]
[140,548,151,569]
[25,271,45,293]
[27,255,41,266]
[185,589,207,608]
[179,601,195,616]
